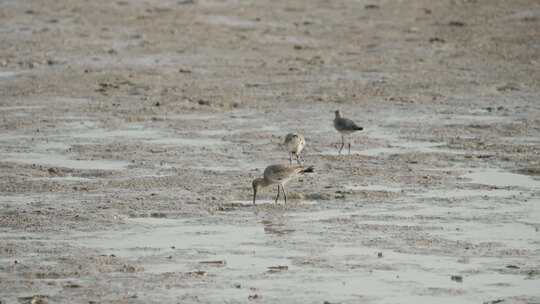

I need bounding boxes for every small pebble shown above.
[365,4,379,9]
[448,21,466,27]
[506,265,519,269]
[198,99,211,106]
[429,37,445,43]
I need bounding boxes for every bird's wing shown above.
[265,164,302,182]
[284,133,296,144]
[335,117,360,130]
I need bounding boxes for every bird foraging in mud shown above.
[283,132,306,164]
[333,110,363,155]
[252,164,314,205]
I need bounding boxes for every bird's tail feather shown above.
[301,166,314,173]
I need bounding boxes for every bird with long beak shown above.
[252,164,314,205]
[334,110,363,155]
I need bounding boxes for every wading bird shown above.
[252,164,314,205]
[283,133,305,164]
[333,110,363,154]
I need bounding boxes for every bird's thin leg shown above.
[338,135,345,154]
[295,153,302,165]
[348,141,351,155]
[289,153,292,165]
[281,184,287,205]
[274,184,281,204]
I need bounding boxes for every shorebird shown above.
[334,110,363,155]
[252,164,314,205]
[283,133,305,164]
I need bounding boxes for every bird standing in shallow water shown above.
[333,110,363,155]
[252,164,314,205]
[283,133,305,164]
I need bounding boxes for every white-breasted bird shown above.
[283,133,305,164]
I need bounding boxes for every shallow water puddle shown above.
[75,217,294,272]
[358,141,457,157]
[2,152,128,170]
[0,193,65,206]
[195,124,279,136]
[464,168,540,189]
[347,127,459,156]
[204,15,259,28]
[443,114,509,124]
[0,105,43,111]
[503,136,540,145]
[162,113,218,121]
[434,221,539,249]
[31,176,95,182]
[148,137,224,146]
[36,141,71,151]
[522,198,540,224]
[317,140,456,156]
[189,160,267,172]
[347,184,403,192]
[79,219,260,255]
[74,125,228,147]
[0,71,18,79]
[55,208,540,303]
[414,166,537,200]
[289,208,350,221]
[74,127,160,140]
[418,188,522,199]
[258,34,320,46]
[384,113,509,125]
[324,246,540,303]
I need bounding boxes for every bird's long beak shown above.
[252,188,257,205]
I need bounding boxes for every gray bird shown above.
[334,110,363,155]
[252,164,314,205]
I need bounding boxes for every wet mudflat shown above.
[1,0,540,303]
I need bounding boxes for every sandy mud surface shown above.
[1,0,540,303]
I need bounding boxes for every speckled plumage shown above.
[283,133,305,164]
